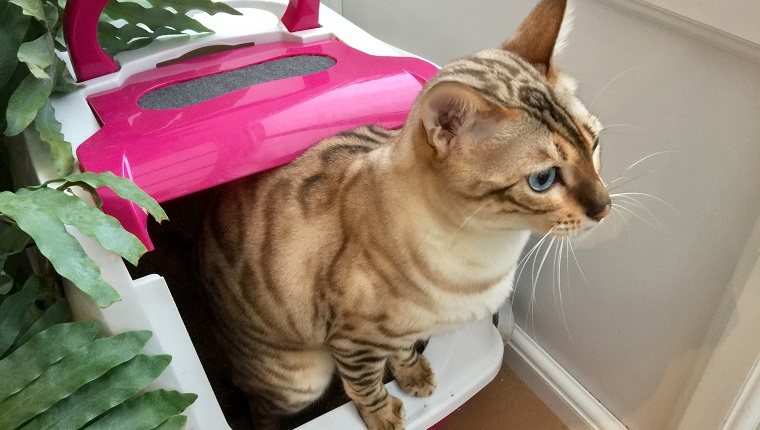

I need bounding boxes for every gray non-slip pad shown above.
[138,55,337,110]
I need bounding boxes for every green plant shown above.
[0,287,197,429]
[0,0,244,427]
[0,176,191,428]
[0,173,167,306]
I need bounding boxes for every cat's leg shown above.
[388,346,436,397]
[247,394,287,430]
[237,347,335,430]
[331,347,405,430]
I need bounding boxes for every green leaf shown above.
[102,20,152,41]
[0,62,30,133]
[98,21,157,55]
[18,33,56,78]
[0,330,152,429]
[0,3,31,89]
[0,191,121,306]
[52,180,103,207]
[52,59,78,93]
[0,274,12,294]
[16,186,147,265]
[33,101,73,175]
[0,223,31,256]
[43,0,57,29]
[0,224,31,296]
[53,26,66,51]
[0,129,13,192]
[0,275,39,357]
[97,24,130,55]
[103,1,212,34]
[144,0,241,16]
[85,389,197,430]
[8,0,45,23]
[151,415,188,430]
[152,26,187,37]
[4,66,54,136]
[20,354,172,430]
[48,171,168,223]
[0,321,99,403]
[13,298,70,348]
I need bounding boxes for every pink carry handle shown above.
[63,0,321,82]
[281,0,320,32]
[63,0,119,82]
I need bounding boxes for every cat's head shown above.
[412,0,609,237]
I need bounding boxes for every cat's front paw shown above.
[359,396,406,430]
[394,354,436,397]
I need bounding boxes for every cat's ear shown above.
[501,0,571,74]
[420,82,491,159]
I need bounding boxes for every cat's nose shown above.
[587,202,611,221]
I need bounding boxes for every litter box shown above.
[13,0,506,428]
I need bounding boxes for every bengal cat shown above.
[197,0,610,428]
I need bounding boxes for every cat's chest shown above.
[428,270,517,333]
[400,230,530,334]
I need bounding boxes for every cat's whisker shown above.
[608,206,619,231]
[521,233,551,327]
[598,123,649,139]
[514,228,555,286]
[529,238,543,303]
[604,175,631,188]
[552,238,560,303]
[448,202,489,244]
[606,168,661,193]
[604,150,675,191]
[567,238,590,288]
[527,236,557,332]
[589,65,641,110]
[610,205,633,246]
[512,229,553,329]
[564,236,570,277]
[532,236,556,292]
[611,150,676,183]
[600,123,644,131]
[613,201,660,231]
[610,191,681,216]
[612,194,669,234]
[557,238,574,341]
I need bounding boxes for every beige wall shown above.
[339,1,760,429]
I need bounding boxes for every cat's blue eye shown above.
[527,168,557,192]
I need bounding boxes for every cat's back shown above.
[212,124,395,225]
[198,125,396,337]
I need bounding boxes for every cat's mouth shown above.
[551,228,579,238]
[550,222,597,238]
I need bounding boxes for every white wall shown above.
[638,0,760,46]
[340,1,760,429]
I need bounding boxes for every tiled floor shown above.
[439,363,569,430]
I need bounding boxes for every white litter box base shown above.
[64,263,503,430]
[297,318,503,430]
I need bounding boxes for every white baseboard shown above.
[503,326,628,430]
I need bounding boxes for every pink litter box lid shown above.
[67,0,438,250]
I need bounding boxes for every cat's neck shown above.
[370,118,531,278]
[382,114,495,235]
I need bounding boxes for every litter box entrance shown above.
[128,189,425,430]
[138,55,336,110]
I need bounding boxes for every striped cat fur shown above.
[197,0,610,428]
